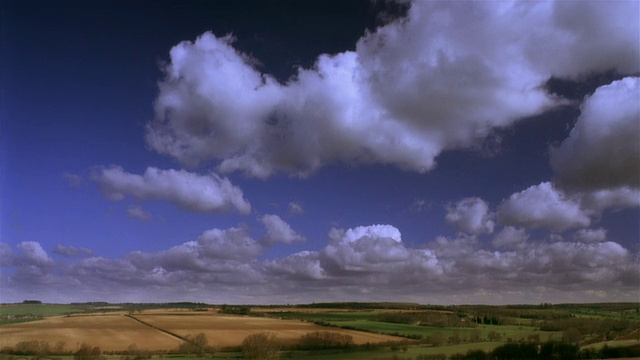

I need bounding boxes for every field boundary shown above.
[125,314,187,343]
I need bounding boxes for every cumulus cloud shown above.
[94,166,251,214]
[53,244,95,257]
[497,182,590,232]
[1,222,638,303]
[127,205,153,221]
[491,227,529,250]
[573,228,607,244]
[445,197,494,234]
[579,187,640,215]
[264,251,325,280]
[320,225,442,283]
[551,77,640,192]
[16,241,54,266]
[259,214,306,245]
[145,2,638,178]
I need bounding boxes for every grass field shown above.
[0,304,88,317]
[324,320,562,343]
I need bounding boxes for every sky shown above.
[1,0,639,305]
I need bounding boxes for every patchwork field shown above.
[132,310,403,348]
[0,313,183,351]
[0,310,403,351]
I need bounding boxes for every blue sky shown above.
[1,0,639,304]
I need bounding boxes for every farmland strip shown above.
[125,314,187,343]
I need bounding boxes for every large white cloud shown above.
[320,225,442,281]
[145,2,638,178]
[94,166,251,214]
[445,197,494,234]
[497,182,590,232]
[551,77,640,191]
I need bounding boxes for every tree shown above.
[176,333,210,357]
[242,332,280,360]
[562,327,581,344]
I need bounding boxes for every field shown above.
[131,310,403,348]
[1,302,639,359]
[0,313,183,351]
[0,309,402,352]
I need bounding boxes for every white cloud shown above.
[579,187,640,215]
[197,228,262,261]
[53,244,95,257]
[1,224,637,303]
[551,77,640,192]
[145,2,637,178]
[0,243,14,266]
[16,241,53,266]
[445,197,494,234]
[497,182,590,232]
[259,214,306,245]
[491,226,529,250]
[573,228,607,244]
[126,205,153,221]
[287,202,304,214]
[320,225,442,281]
[62,172,84,188]
[265,251,325,280]
[94,166,251,214]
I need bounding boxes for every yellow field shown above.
[132,310,403,348]
[0,310,403,351]
[0,313,182,351]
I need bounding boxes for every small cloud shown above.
[259,214,306,246]
[445,197,494,234]
[62,172,84,188]
[288,202,304,214]
[93,166,251,214]
[53,244,94,257]
[127,205,153,221]
[411,198,426,212]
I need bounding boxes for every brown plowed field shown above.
[132,311,403,348]
[0,310,404,351]
[0,313,182,351]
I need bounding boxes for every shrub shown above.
[242,332,280,360]
[298,331,354,350]
[74,343,102,360]
[175,333,210,357]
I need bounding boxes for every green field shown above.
[0,304,88,317]
[325,320,561,343]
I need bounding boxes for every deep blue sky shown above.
[1,0,639,304]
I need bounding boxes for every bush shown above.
[74,343,102,360]
[298,331,354,350]
[175,333,210,357]
[242,332,280,360]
